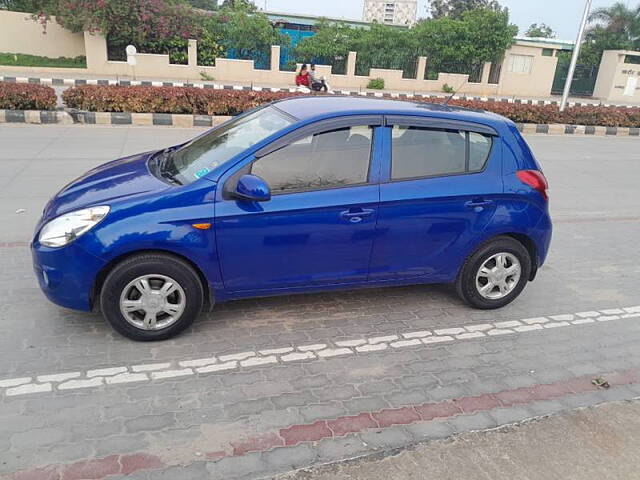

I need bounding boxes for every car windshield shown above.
[161,106,295,185]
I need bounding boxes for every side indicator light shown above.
[192,223,212,230]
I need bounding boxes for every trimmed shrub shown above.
[62,85,307,116]
[0,82,57,110]
[60,84,640,127]
[367,78,385,90]
[0,53,87,69]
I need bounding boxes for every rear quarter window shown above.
[390,126,493,181]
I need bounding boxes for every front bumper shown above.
[31,239,107,311]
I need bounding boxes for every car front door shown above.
[215,117,383,293]
[369,116,502,282]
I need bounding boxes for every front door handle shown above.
[465,199,495,209]
[340,208,375,223]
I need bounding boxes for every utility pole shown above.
[560,0,592,112]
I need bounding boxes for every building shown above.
[362,0,418,26]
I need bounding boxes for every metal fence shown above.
[425,62,484,83]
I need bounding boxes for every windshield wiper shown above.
[154,149,182,185]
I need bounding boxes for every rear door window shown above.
[390,126,493,181]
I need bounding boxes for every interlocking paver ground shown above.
[0,125,639,479]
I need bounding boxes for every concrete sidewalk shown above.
[283,400,640,480]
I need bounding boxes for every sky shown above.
[253,0,638,40]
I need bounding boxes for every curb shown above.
[2,74,639,109]
[1,109,640,135]
[0,109,231,128]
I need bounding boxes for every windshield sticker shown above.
[194,168,211,179]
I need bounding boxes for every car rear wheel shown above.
[100,253,204,341]
[455,236,531,310]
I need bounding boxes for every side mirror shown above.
[234,174,271,202]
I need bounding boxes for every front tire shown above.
[456,236,532,310]
[100,253,204,341]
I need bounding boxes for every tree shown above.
[589,2,640,43]
[415,7,517,77]
[577,2,640,67]
[429,0,507,19]
[220,0,256,11]
[184,0,217,10]
[217,5,288,62]
[294,20,362,70]
[296,7,516,80]
[525,23,555,38]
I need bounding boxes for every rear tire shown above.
[100,253,204,341]
[455,236,531,310]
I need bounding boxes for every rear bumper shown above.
[31,240,107,311]
[533,212,553,269]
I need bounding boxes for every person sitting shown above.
[309,64,328,92]
[295,64,310,88]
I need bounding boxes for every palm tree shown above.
[589,2,640,45]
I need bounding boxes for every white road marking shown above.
[87,366,128,378]
[37,372,81,383]
[131,363,171,372]
[179,358,217,368]
[151,369,193,380]
[219,351,256,362]
[0,377,31,388]
[1,305,639,397]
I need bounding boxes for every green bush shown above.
[367,78,385,90]
[0,82,57,110]
[442,83,455,94]
[0,52,86,68]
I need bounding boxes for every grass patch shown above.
[0,52,87,69]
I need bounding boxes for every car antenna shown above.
[443,80,467,106]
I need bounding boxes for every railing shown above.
[355,52,420,79]
[425,62,484,83]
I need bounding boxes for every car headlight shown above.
[39,206,110,248]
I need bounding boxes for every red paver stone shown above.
[605,369,640,387]
[119,453,164,476]
[495,388,535,406]
[454,394,502,413]
[231,432,284,456]
[530,382,575,400]
[279,420,332,446]
[414,401,462,420]
[327,413,378,436]
[371,407,421,428]
[206,451,227,461]
[12,466,61,480]
[61,455,120,480]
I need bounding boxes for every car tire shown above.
[455,236,532,310]
[100,253,204,341]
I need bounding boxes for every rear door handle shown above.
[465,199,494,209]
[340,208,375,223]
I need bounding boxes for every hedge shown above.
[62,85,306,116]
[0,82,57,110]
[0,52,87,69]
[61,85,640,127]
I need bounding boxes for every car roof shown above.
[274,96,508,130]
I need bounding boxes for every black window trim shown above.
[255,115,384,159]
[386,123,495,184]
[384,115,499,137]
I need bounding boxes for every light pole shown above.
[560,0,593,112]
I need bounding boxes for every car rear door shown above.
[215,116,384,293]
[368,115,502,282]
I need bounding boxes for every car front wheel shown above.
[455,236,532,310]
[100,253,204,341]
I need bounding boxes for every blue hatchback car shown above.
[32,97,551,340]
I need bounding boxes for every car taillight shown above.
[517,170,549,201]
